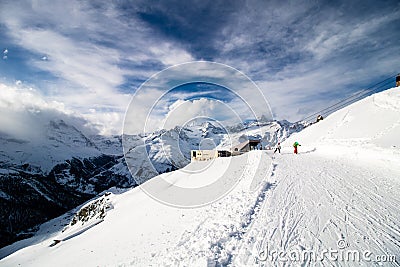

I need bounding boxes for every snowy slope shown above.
[1,87,399,266]
[0,151,274,266]
[235,149,400,266]
[234,87,400,266]
[0,113,301,249]
[284,87,400,169]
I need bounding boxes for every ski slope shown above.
[1,87,400,266]
[235,152,400,266]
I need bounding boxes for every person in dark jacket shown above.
[274,142,281,153]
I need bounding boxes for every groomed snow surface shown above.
[1,88,400,266]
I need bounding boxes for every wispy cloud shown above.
[212,1,400,121]
[0,0,194,134]
[0,0,399,134]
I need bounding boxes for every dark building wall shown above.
[241,144,250,152]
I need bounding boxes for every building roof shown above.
[231,139,260,152]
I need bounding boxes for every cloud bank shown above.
[0,82,98,141]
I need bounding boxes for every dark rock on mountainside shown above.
[0,155,134,249]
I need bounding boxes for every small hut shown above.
[396,74,400,87]
[191,150,217,161]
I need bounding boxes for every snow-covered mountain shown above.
[1,88,399,266]
[123,118,306,184]
[0,115,303,249]
[0,119,130,248]
[0,120,101,173]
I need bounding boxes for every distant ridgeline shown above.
[0,118,304,248]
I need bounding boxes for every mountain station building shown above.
[231,139,261,156]
[191,150,231,161]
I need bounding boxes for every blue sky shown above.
[0,0,399,135]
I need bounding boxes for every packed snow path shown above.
[234,151,400,266]
[158,150,400,266]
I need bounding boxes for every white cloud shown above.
[213,2,400,123]
[0,0,195,135]
[0,0,397,133]
[148,43,193,66]
[0,82,98,140]
[162,98,238,130]
[8,27,125,95]
[122,62,273,134]
[305,10,400,60]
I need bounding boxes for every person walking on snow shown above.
[274,142,281,153]
[293,141,301,154]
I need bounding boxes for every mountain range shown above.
[0,117,305,248]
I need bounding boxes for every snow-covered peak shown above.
[0,120,102,173]
[199,121,226,137]
[46,120,98,149]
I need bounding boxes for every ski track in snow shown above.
[141,151,275,267]
[234,152,400,267]
[133,150,400,267]
[2,150,399,267]
[1,149,399,267]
